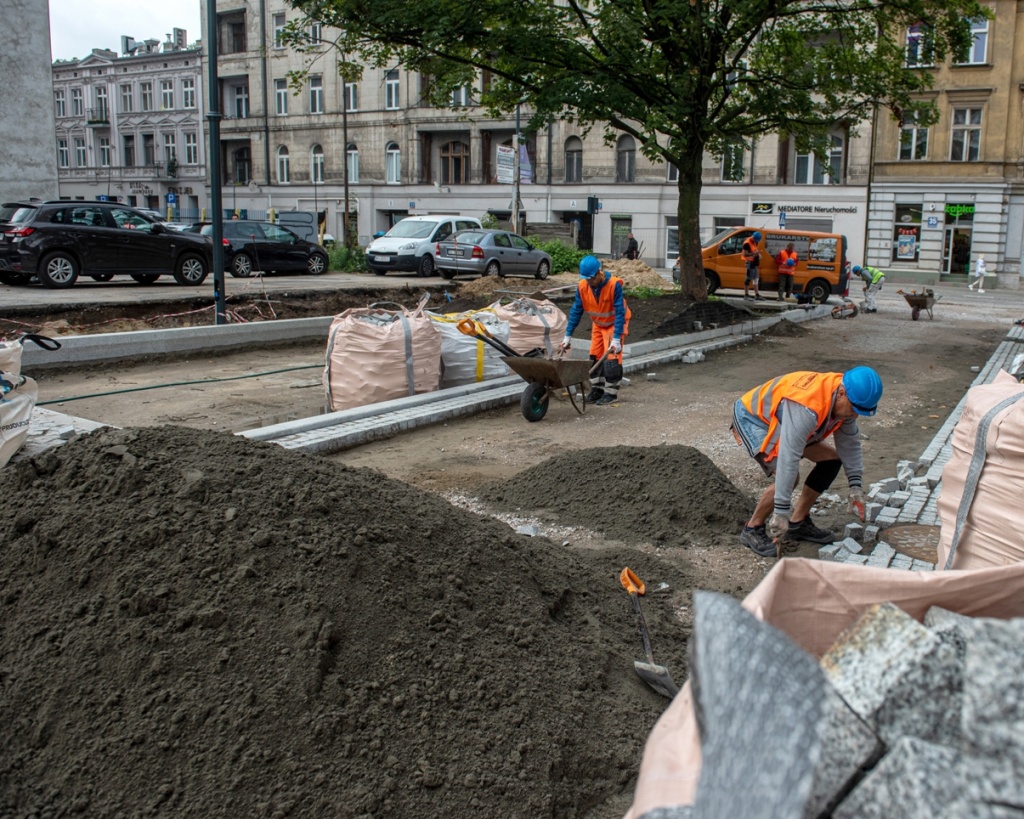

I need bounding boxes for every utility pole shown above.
[205,0,226,325]
[512,102,521,234]
[342,70,351,248]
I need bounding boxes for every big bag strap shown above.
[19,334,62,351]
[945,391,1024,570]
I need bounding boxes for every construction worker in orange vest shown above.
[730,367,883,557]
[775,242,799,301]
[560,255,632,406]
[742,231,763,300]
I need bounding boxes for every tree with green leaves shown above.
[288,0,985,298]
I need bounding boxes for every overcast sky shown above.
[49,0,202,62]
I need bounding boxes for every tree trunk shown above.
[676,147,707,302]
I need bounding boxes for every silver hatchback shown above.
[435,229,551,280]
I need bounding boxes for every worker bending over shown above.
[853,264,885,313]
[561,255,631,406]
[731,367,883,557]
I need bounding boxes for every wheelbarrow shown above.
[456,319,608,422]
[897,288,941,321]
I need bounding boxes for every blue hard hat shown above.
[579,255,602,279]
[786,258,796,267]
[842,366,883,417]
[852,265,862,274]
[751,231,762,241]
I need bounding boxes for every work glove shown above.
[560,336,572,351]
[848,489,866,521]
[767,512,790,540]
[608,338,622,355]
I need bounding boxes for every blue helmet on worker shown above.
[579,255,602,279]
[852,265,862,274]
[842,366,883,417]
[751,231,762,242]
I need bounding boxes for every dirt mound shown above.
[759,318,811,338]
[600,260,677,291]
[652,301,758,336]
[484,445,752,548]
[0,427,688,818]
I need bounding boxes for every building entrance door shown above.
[942,226,972,274]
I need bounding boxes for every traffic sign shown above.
[166,193,177,204]
[96,195,108,202]
[779,210,786,228]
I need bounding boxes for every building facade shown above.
[203,0,871,266]
[52,31,207,218]
[1,0,58,202]
[867,5,1023,287]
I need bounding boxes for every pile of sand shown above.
[0,426,691,817]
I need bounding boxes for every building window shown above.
[795,136,843,184]
[57,138,69,168]
[161,80,174,110]
[385,142,400,183]
[347,144,359,183]
[94,87,108,120]
[899,113,929,160]
[564,137,582,183]
[234,85,250,118]
[99,137,111,167]
[234,147,251,183]
[143,134,156,165]
[163,133,176,163]
[182,78,195,109]
[74,137,87,167]
[309,76,323,114]
[950,107,982,161]
[273,13,286,48]
[385,69,400,110]
[311,144,324,183]
[120,83,133,113]
[277,145,290,183]
[721,142,744,182]
[957,18,988,65]
[892,203,922,263]
[184,132,198,164]
[616,135,636,183]
[71,88,83,116]
[275,79,288,115]
[141,82,153,112]
[451,86,469,107]
[55,90,66,118]
[667,161,678,183]
[123,135,135,166]
[440,141,470,184]
[309,21,322,43]
[905,23,934,67]
[344,82,358,112]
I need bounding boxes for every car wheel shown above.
[131,273,160,285]
[418,254,435,278]
[307,252,328,275]
[440,269,456,281]
[807,278,831,304]
[486,261,501,278]
[90,274,115,282]
[535,260,550,280]
[373,268,387,276]
[174,253,209,286]
[230,253,254,278]
[38,251,79,289]
[704,270,720,295]
[0,272,33,286]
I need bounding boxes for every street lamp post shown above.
[512,103,521,234]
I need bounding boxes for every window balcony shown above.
[86,107,110,125]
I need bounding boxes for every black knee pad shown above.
[805,459,842,493]
[603,359,623,383]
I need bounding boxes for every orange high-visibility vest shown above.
[740,371,845,464]
[578,276,632,332]
[742,237,760,263]
[776,248,798,273]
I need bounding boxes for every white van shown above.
[367,215,482,277]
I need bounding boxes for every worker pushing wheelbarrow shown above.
[897,288,941,321]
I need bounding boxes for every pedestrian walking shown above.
[968,254,987,293]
[742,231,763,300]
[561,255,632,406]
[775,242,798,301]
[622,232,640,261]
[731,367,883,557]
[853,264,885,313]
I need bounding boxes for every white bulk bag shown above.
[1,372,38,468]
[428,309,511,388]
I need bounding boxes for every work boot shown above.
[755,294,765,301]
[740,525,777,558]
[594,392,618,406]
[785,515,835,544]
[585,387,604,403]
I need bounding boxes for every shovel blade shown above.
[634,659,679,699]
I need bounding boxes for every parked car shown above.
[435,229,552,280]
[366,215,482,277]
[188,220,329,277]
[0,200,42,226]
[0,200,212,288]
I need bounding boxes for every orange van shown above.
[675,227,849,303]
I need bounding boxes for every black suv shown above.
[188,220,329,277]
[0,201,212,288]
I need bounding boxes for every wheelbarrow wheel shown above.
[520,382,549,422]
[912,306,921,321]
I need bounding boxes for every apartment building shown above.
[867,4,1023,287]
[204,0,871,264]
[52,30,207,217]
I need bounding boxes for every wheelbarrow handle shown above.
[455,318,521,358]
[589,347,613,377]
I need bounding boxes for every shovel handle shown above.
[619,567,646,596]
[457,318,486,337]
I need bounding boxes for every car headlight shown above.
[399,242,417,251]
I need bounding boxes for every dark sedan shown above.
[435,229,551,280]
[190,221,329,277]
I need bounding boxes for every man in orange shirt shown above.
[775,242,798,301]
[742,231,763,300]
[561,255,632,406]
